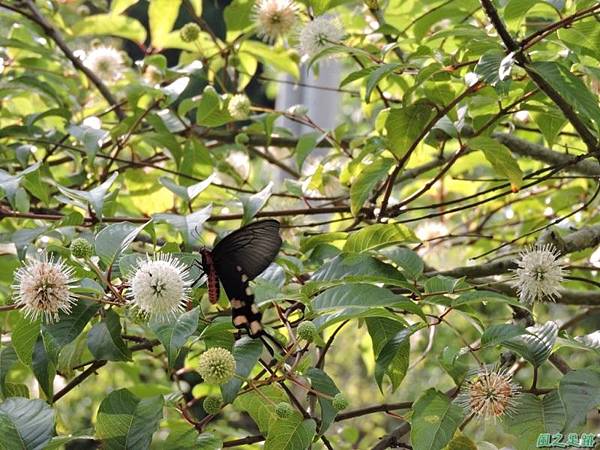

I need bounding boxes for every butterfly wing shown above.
[211,219,282,280]
[211,220,282,337]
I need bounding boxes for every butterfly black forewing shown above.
[212,219,282,279]
[206,219,282,337]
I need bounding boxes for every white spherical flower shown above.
[127,254,192,321]
[253,0,299,43]
[228,94,251,120]
[83,46,125,83]
[457,366,521,421]
[13,253,76,323]
[298,15,344,59]
[511,243,566,305]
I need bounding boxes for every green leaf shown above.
[43,300,100,347]
[224,0,254,35]
[57,172,119,220]
[367,318,416,392]
[159,175,214,202]
[558,368,600,429]
[350,158,394,216]
[469,136,523,190]
[313,284,419,313]
[502,321,558,367]
[557,330,600,354]
[264,418,317,450]
[481,324,527,347]
[195,86,232,127]
[385,103,435,159]
[67,124,109,158]
[163,429,221,449]
[474,52,506,87]
[3,384,29,399]
[241,182,273,225]
[71,14,147,43]
[240,41,299,79]
[234,385,288,433]
[221,337,263,404]
[87,310,132,362]
[0,347,17,399]
[532,108,567,148]
[380,247,424,279]
[111,0,139,14]
[558,19,600,54]
[365,63,402,102]
[154,204,213,245]
[95,221,150,268]
[149,0,182,48]
[306,368,340,434]
[57,332,88,378]
[424,275,463,294]
[310,253,408,287]
[12,316,40,367]
[446,434,478,450]
[0,397,55,450]
[95,389,164,450]
[504,392,565,450]
[452,290,524,309]
[31,336,55,399]
[410,389,464,450]
[313,307,406,331]
[150,307,200,368]
[295,133,322,170]
[528,61,600,131]
[344,223,418,253]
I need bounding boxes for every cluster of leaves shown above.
[1,0,600,449]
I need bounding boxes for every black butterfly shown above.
[197,219,282,337]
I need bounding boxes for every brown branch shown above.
[52,360,107,402]
[431,222,600,279]
[222,435,265,447]
[52,339,159,402]
[0,204,358,225]
[335,401,412,422]
[520,4,600,50]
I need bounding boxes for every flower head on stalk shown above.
[456,365,521,421]
[13,253,76,323]
[127,254,192,321]
[511,243,566,305]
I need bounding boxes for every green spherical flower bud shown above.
[332,393,349,411]
[228,94,251,120]
[70,238,93,259]
[180,23,201,43]
[275,401,294,418]
[235,133,250,145]
[297,321,317,342]
[198,347,236,384]
[202,395,222,415]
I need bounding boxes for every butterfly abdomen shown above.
[200,250,220,304]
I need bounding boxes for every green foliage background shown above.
[0,0,599,449]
